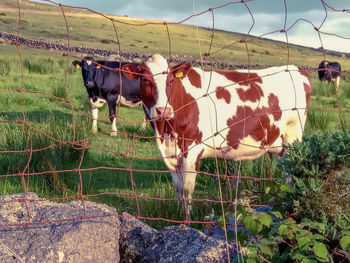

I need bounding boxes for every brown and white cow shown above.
[123,54,312,213]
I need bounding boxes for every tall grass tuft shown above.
[306,109,330,131]
[0,114,90,197]
[0,59,11,76]
[24,58,58,74]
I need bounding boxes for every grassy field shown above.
[0,0,349,229]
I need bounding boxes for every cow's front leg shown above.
[91,106,98,134]
[181,158,198,219]
[108,99,117,136]
[171,152,201,220]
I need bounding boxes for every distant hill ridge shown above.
[2,31,341,73]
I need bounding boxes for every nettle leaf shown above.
[237,231,248,243]
[313,241,328,260]
[301,259,318,263]
[243,215,262,234]
[287,232,295,240]
[298,236,311,248]
[278,224,289,235]
[271,211,283,219]
[301,220,325,232]
[312,234,325,241]
[258,213,272,227]
[292,253,306,261]
[340,235,350,251]
[243,215,255,227]
[260,245,272,256]
[280,183,290,192]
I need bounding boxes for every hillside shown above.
[0,0,349,69]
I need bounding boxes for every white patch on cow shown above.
[145,54,171,119]
[90,98,106,109]
[91,107,98,133]
[86,60,92,65]
[116,95,142,107]
[58,251,65,263]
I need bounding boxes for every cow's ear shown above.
[172,62,192,78]
[72,60,81,69]
[122,64,144,80]
[96,61,105,69]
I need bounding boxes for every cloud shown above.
[31,0,350,52]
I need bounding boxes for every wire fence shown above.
[0,0,349,256]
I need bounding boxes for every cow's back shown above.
[94,63,141,103]
[185,66,311,160]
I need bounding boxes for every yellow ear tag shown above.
[75,64,80,69]
[96,65,101,69]
[175,71,183,78]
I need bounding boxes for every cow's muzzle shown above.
[153,107,174,120]
[85,81,95,88]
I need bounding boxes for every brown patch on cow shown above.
[215,70,264,102]
[226,94,282,149]
[139,67,158,115]
[187,69,202,89]
[159,73,203,158]
[304,83,311,114]
[172,63,201,89]
[268,94,282,121]
[195,149,204,171]
[216,86,231,104]
[298,70,312,115]
[298,69,309,80]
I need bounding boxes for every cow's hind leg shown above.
[331,76,340,93]
[108,99,118,136]
[284,113,305,146]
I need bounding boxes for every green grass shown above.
[0,0,350,229]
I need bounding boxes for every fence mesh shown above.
[0,0,349,259]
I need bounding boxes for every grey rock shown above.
[142,224,232,263]
[0,193,120,263]
[119,212,157,262]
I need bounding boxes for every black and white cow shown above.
[318,60,341,91]
[72,57,146,136]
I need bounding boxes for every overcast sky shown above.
[33,0,350,53]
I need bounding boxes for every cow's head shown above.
[318,60,330,81]
[72,57,102,89]
[122,54,193,121]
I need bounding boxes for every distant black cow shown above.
[72,57,146,136]
[318,60,341,91]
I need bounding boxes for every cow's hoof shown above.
[110,131,117,136]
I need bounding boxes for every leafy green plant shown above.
[214,204,332,263]
[277,131,350,226]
